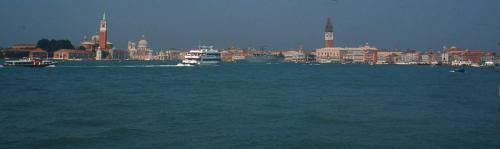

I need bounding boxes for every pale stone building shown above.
[315,43,378,63]
[128,35,153,60]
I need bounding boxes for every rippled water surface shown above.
[1,61,500,148]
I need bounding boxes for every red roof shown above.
[463,50,484,56]
[31,48,47,52]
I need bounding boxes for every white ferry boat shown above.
[3,58,57,67]
[181,46,221,66]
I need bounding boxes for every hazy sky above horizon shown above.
[1,0,499,51]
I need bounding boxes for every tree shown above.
[36,39,75,57]
[36,38,50,51]
[78,46,86,51]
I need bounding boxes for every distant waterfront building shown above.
[462,50,486,64]
[400,50,420,64]
[443,46,463,64]
[282,50,315,63]
[53,49,94,60]
[80,12,113,60]
[315,18,378,64]
[342,44,378,64]
[156,49,183,60]
[96,48,102,60]
[28,48,48,59]
[421,54,430,64]
[111,50,130,60]
[128,35,153,60]
[81,13,113,51]
[11,44,37,49]
[282,50,302,62]
[81,34,113,52]
[312,17,499,65]
[440,46,495,65]
[441,46,450,64]
[377,51,402,64]
[419,49,440,64]
[481,52,496,63]
[316,48,341,63]
[316,17,339,63]
[220,48,246,62]
[1,44,48,59]
[316,44,378,64]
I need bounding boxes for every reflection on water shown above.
[497,107,500,123]
[497,85,500,124]
[2,61,500,148]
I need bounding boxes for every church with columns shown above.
[128,35,153,60]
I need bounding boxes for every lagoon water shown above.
[1,61,500,148]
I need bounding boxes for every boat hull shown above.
[3,64,55,67]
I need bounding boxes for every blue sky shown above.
[0,0,499,51]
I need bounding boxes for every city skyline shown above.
[1,0,499,51]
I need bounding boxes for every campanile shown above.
[325,18,334,48]
[99,12,107,50]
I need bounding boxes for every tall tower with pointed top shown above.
[324,18,334,48]
[98,12,108,51]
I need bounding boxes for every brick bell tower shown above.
[98,12,108,51]
[325,17,334,48]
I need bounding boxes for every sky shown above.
[0,0,499,51]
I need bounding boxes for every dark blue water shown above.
[1,61,500,148]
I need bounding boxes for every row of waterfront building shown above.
[0,13,497,66]
[2,42,495,66]
[315,44,496,66]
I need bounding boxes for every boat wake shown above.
[175,63,195,67]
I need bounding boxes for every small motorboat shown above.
[450,68,466,73]
[494,64,500,72]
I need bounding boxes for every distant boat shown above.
[3,58,57,67]
[485,61,495,67]
[317,59,333,64]
[180,46,221,66]
[450,68,466,73]
[368,61,375,66]
[494,64,500,72]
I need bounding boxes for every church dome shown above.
[91,34,100,43]
[138,35,148,48]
